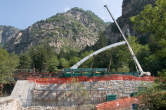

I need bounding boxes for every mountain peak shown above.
[2,7,106,54]
[68,7,85,12]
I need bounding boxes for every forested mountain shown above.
[0,0,156,54]
[1,7,106,54]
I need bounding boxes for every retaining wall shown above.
[0,75,155,110]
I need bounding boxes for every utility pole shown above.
[104,5,150,76]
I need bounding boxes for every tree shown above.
[137,71,166,110]
[89,32,113,68]
[69,56,80,66]
[29,44,55,72]
[128,36,150,72]
[19,52,32,69]
[0,48,19,96]
[131,0,166,75]
[0,48,19,84]
[93,50,112,68]
[94,32,108,50]
[137,87,166,110]
[48,56,59,72]
[80,51,94,68]
[60,58,69,68]
[130,0,166,109]
[109,36,150,72]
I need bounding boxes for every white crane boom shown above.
[104,5,150,76]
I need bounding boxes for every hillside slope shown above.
[4,8,106,54]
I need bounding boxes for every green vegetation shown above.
[85,32,150,73]
[130,0,166,109]
[48,56,59,72]
[19,44,56,72]
[136,74,166,110]
[85,10,105,25]
[69,7,105,25]
[17,29,151,73]
[131,0,166,75]
[18,43,94,72]
[0,48,19,84]
[19,52,32,69]
[0,48,19,96]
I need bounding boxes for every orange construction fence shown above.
[96,97,139,110]
[27,75,155,84]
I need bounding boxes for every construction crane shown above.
[104,5,150,76]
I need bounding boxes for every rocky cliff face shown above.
[0,26,19,46]
[5,8,105,54]
[122,0,155,17]
[104,0,156,44]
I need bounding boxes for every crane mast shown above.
[104,5,150,76]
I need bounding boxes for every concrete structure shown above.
[0,77,153,110]
[11,80,35,107]
[0,80,35,110]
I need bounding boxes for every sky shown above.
[0,0,123,29]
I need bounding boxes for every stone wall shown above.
[31,80,152,107]
[0,79,153,110]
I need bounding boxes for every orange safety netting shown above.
[27,75,155,84]
[96,97,138,110]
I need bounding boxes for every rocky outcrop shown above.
[5,7,105,54]
[104,0,156,44]
[0,26,19,46]
[122,0,155,17]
